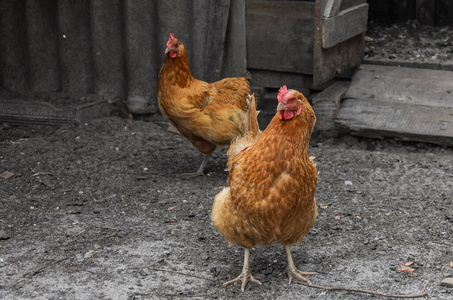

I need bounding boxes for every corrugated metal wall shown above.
[0,0,247,114]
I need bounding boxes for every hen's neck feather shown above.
[264,108,315,155]
[159,52,194,88]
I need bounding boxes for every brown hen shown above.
[212,86,318,291]
[157,33,251,177]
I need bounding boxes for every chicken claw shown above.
[222,272,262,292]
[286,268,317,285]
[284,245,317,284]
[223,248,262,292]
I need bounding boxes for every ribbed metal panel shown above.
[0,0,247,114]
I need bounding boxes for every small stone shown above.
[254,273,265,280]
[440,278,453,288]
[181,289,192,296]
[68,208,82,214]
[345,181,353,186]
[0,230,11,240]
[210,267,219,277]
[139,269,148,276]
[261,267,273,275]
[84,250,94,259]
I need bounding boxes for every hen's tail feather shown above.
[242,70,252,82]
[226,94,262,171]
[245,94,260,138]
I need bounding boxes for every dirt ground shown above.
[1,113,452,299]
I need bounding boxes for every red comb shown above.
[167,33,175,48]
[277,85,289,103]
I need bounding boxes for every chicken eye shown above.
[175,43,179,47]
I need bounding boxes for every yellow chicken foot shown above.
[284,245,317,284]
[179,153,212,178]
[223,248,262,292]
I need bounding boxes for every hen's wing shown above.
[209,77,251,108]
[190,77,250,145]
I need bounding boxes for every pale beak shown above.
[277,102,286,111]
[165,47,171,54]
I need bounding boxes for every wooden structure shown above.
[0,0,369,126]
[0,0,370,126]
[246,0,368,90]
[245,0,368,126]
[335,64,453,146]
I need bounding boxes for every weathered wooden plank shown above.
[335,98,453,146]
[323,0,342,18]
[313,32,364,88]
[344,65,453,108]
[246,0,315,75]
[313,80,349,132]
[322,3,368,48]
[313,0,366,88]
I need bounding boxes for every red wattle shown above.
[284,110,294,119]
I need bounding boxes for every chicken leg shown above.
[179,152,212,178]
[222,248,262,292]
[284,245,317,284]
